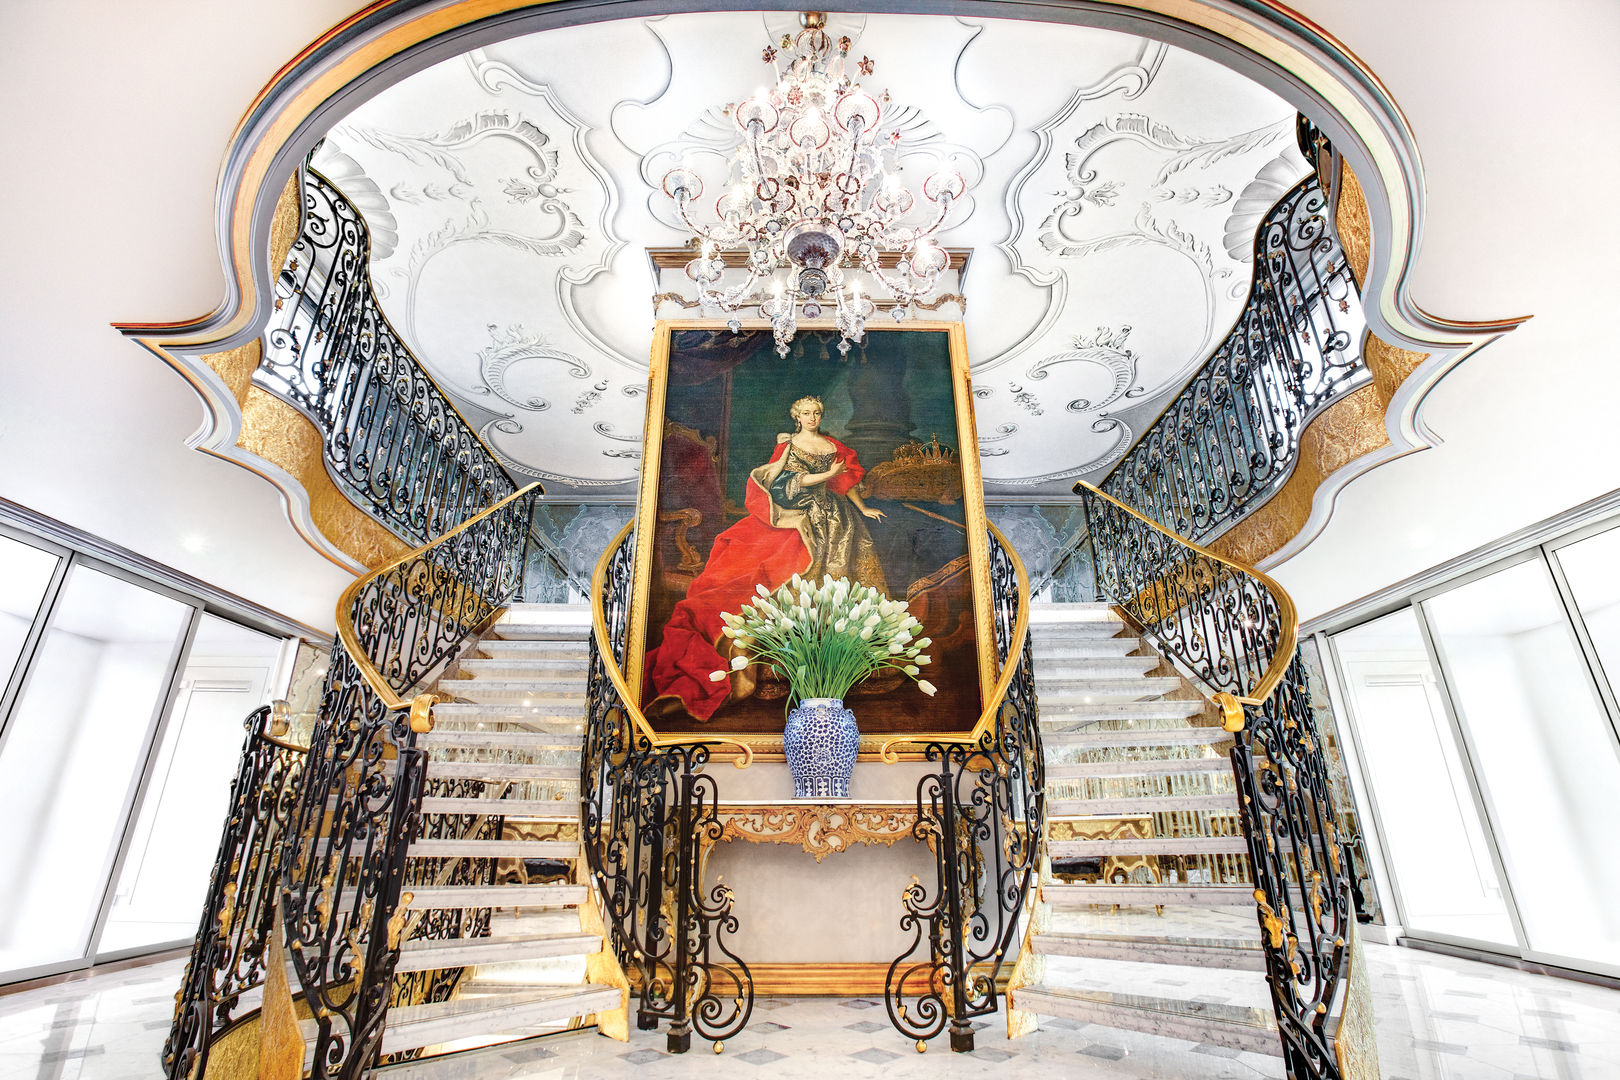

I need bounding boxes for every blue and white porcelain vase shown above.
[783,697,860,798]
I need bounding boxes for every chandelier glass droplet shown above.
[662,13,966,357]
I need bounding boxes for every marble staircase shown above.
[305,604,622,1063]
[1010,602,1281,1058]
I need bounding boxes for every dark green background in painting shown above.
[700,329,960,509]
[667,330,959,511]
[652,326,980,736]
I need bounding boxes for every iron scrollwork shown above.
[279,485,539,1079]
[1100,170,1368,546]
[1079,482,1358,1079]
[582,527,753,1052]
[260,165,518,548]
[163,707,306,1080]
[885,528,1043,1052]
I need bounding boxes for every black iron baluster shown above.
[1100,163,1368,547]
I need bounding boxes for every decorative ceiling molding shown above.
[121,0,1530,544]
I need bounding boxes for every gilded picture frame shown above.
[624,319,994,759]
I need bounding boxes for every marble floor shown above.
[4,940,1618,1080]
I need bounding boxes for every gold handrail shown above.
[1073,480,1299,730]
[586,518,1029,764]
[590,521,753,768]
[877,522,1031,762]
[334,481,544,716]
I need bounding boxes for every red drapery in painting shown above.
[643,437,865,721]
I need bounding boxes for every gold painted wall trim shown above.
[712,803,919,862]
[1209,157,1526,569]
[724,962,1012,997]
[129,172,410,574]
[117,0,1533,581]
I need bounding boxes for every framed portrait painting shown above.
[626,320,993,754]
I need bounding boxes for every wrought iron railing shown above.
[1078,479,1373,1079]
[259,163,518,547]
[163,706,306,1080]
[278,482,540,1079]
[583,524,754,1053]
[882,526,1041,1052]
[1099,163,1368,546]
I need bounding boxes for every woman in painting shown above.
[644,396,889,722]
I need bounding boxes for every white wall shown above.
[3,0,1617,631]
[1273,0,1620,619]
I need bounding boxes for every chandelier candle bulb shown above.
[662,14,966,354]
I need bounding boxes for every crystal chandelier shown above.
[662,12,966,357]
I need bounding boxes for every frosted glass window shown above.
[1555,525,1620,708]
[1330,609,1514,945]
[100,617,284,954]
[0,534,59,692]
[1426,559,1620,969]
[0,566,190,975]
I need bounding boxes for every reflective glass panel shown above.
[0,534,59,692]
[0,566,190,975]
[1426,559,1620,969]
[1330,609,1515,945]
[100,616,285,955]
[1555,524,1620,710]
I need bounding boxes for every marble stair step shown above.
[478,639,591,661]
[489,606,591,642]
[419,729,582,751]
[1032,931,1266,970]
[1038,698,1207,722]
[1032,655,1162,679]
[298,984,622,1058]
[1048,836,1250,858]
[1032,637,1141,658]
[1048,794,1236,816]
[1046,757,1230,779]
[394,932,601,973]
[440,679,587,705]
[1045,882,1254,907]
[420,797,579,821]
[381,984,622,1053]
[331,883,585,914]
[404,884,587,910]
[1042,726,1233,749]
[1009,985,1280,1056]
[407,839,581,860]
[430,703,584,726]
[426,761,577,783]
[1032,676,1183,703]
[1029,603,1120,620]
[459,657,588,679]
[1030,624,1129,642]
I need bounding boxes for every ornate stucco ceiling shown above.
[314,11,1306,501]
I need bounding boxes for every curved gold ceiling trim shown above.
[134,172,407,573]
[236,388,413,570]
[115,0,1531,573]
[1238,158,1498,570]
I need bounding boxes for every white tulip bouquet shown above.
[709,574,936,708]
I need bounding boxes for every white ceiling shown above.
[4,1,1618,636]
[314,12,1306,499]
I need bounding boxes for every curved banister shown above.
[877,522,1031,761]
[588,520,753,764]
[281,481,542,1078]
[582,523,754,1052]
[1076,479,1368,1079]
[882,523,1042,1050]
[334,480,542,715]
[164,706,309,1080]
[1074,479,1298,730]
